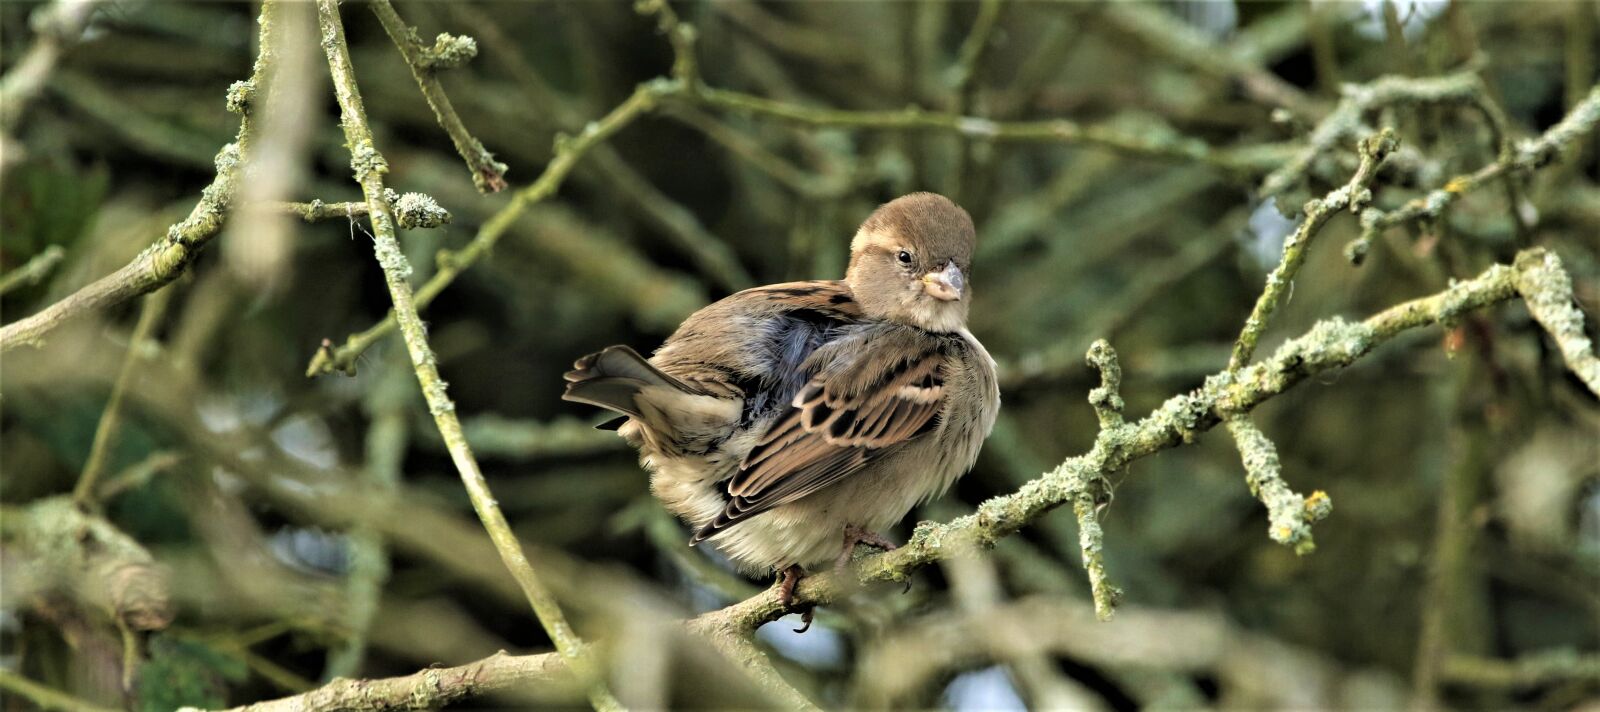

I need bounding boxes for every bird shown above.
[562,192,999,623]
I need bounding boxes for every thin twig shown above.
[0,0,99,132]
[74,288,174,507]
[369,0,507,193]
[0,669,119,712]
[312,3,621,710]
[305,77,683,377]
[1230,128,1397,370]
[1346,83,1600,264]
[0,2,285,352]
[0,245,65,296]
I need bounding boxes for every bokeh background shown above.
[2,1,1598,709]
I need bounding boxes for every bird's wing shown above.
[689,332,952,542]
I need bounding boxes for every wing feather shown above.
[690,340,951,543]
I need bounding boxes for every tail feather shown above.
[561,345,700,417]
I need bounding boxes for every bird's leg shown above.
[776,564,805,608]
[775,564,816,633]
[833,523,900,573]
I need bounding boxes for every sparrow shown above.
[563,192,999,622]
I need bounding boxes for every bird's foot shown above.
[775,564,815,633]
[833,524,899,573]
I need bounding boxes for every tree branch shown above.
[0,245,65,296]
[1346,83,1600,264]
[1232,128,1396,369]
[0,2,284,352]
[208,650,575,712]
[369,0,507,193]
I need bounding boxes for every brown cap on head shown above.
[853,192,975,269]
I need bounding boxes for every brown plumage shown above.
[563,192,1000,591]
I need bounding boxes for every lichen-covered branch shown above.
[1512,248,1600,397]
[1258,69,1490,198]
[1346,83,1600,264]
[313,3,619,709]
[369,0,507,193]
[305,77,682,376]
[1224,415,1331,555]
[1231,128,1396,370]
[0,2,284,352]
[267,192,451,229]
[1077,340,1124,620]
[209,650,576,712]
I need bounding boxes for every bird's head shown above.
[845,192,976,333]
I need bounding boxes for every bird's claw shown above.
[775,565,815,633]
[833,524,900,573]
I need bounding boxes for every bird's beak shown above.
[921,261,964,301]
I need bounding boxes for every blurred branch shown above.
[434,413,624,461]
[304,74,685,376]
[2,498,174,635]
[73,288,174,507]
[684,84,1286,175]
[1441,651,1600,688]
[451,2,754,292]
[52,70,222,167]
[209,650,577,712]
[369,0,507,193]
[1346,83,1600,264]
[0,0,99,132]
[0,670,118,712]
[1094,2,1319,118]
[1232,128,1396,369]
[1259,69,1492,199]
[312,3,621,709]
[0,245,65,296]
[856,596,1401,709]
[0,2,284,352]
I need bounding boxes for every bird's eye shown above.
[897,250,912,264]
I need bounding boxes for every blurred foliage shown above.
[1,0,1598,710]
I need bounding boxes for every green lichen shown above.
[1226,416,1329,555]
[349,138,389,182]
[1514,250,1600,396]
[384,189,452,230]
[370,228,414,280]
[225,80,253,115]
[422,32,478,70]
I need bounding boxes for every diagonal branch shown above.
[0,2,284,352]
[1231,128,1397,370]
[369,0,507,193]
